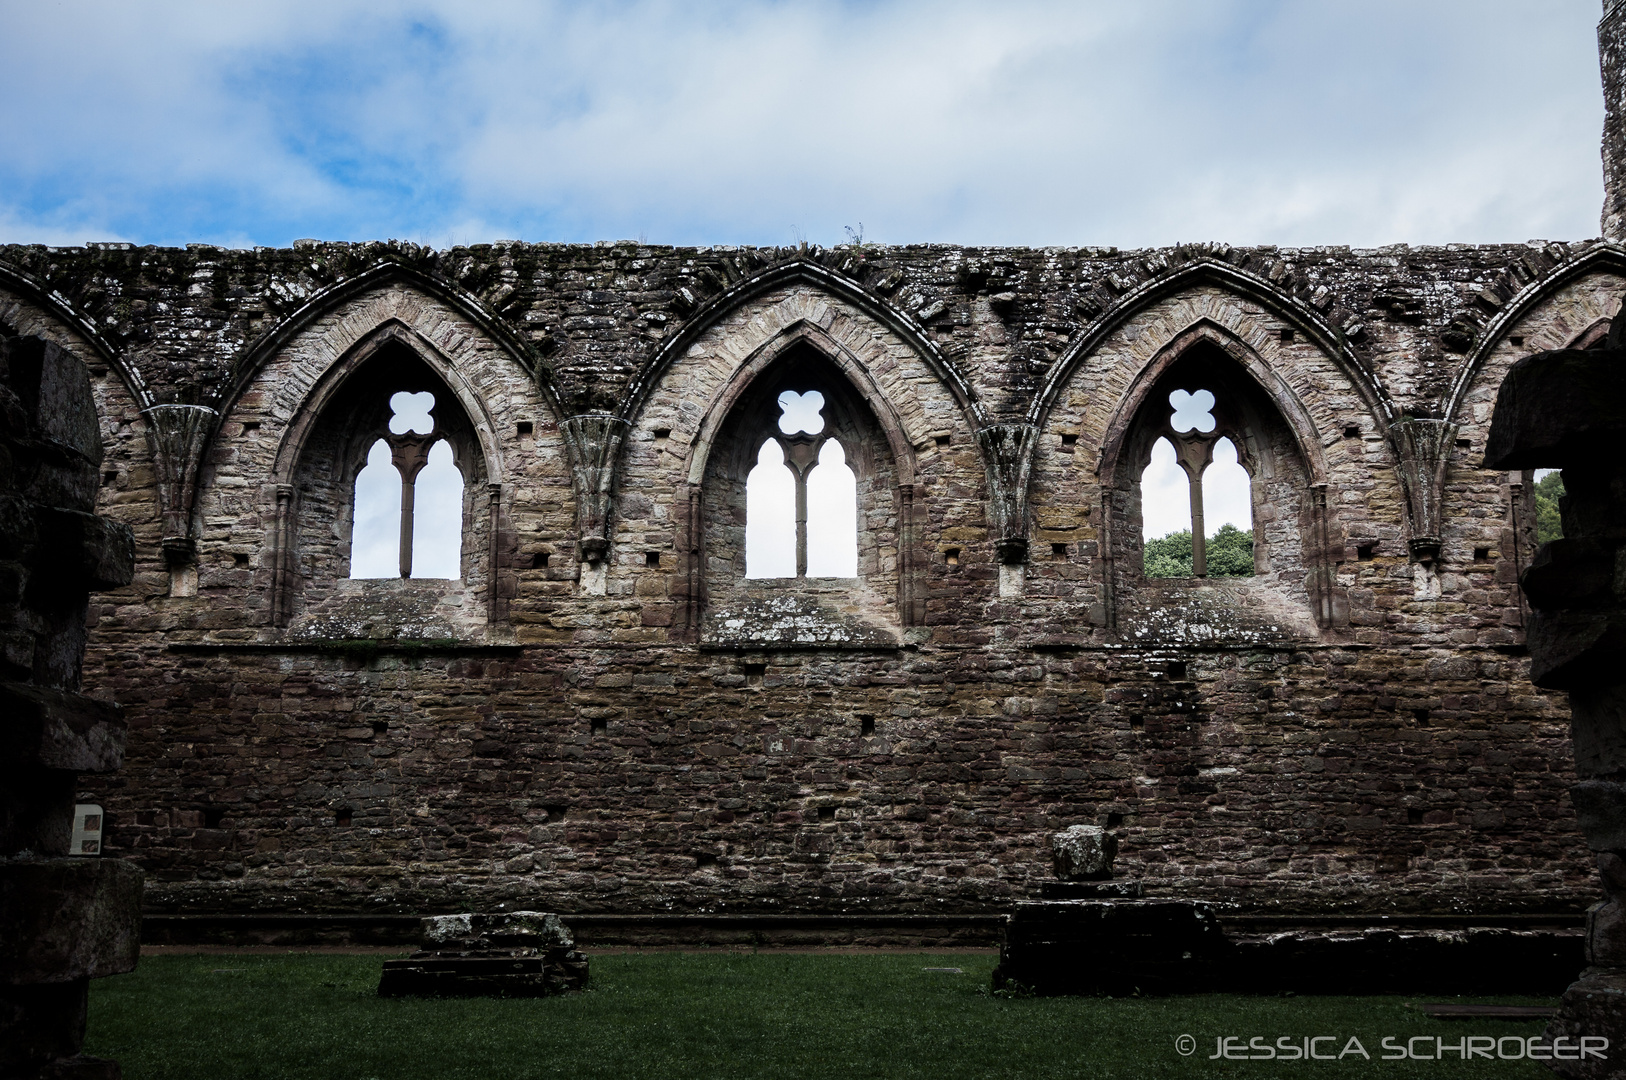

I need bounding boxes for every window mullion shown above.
[1188,470,1206,578]
[391,436,432,579]
[398,473,416,579]
[780,435,821,578]
[1171,432,1214,578]
[795,471,809,578]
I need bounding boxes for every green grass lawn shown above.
[86,952,1561,1079]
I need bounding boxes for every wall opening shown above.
[274,332,491,628]
[347,391,465,580]
[696,340,904,644]
[1138,386,1255,579]
[744,390,859,579]
[1105,332,1330,631]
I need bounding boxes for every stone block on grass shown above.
[378,911,587,998]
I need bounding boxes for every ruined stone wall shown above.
[1,236,1618,918]
[1603,0,1626,240]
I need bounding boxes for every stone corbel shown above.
[1386,418,1457,563]
[140,404,219,567]
[561,414,630,566]
[975,423,1038,564]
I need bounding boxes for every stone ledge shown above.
[165,640,525,656]
[0,683,125,774]
[702,593,901,650]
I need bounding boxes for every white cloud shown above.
[0,0,1604,247]
[1142,437,1191,540]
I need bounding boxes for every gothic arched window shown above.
[1106,335,1331,611]
[269,330,494,630]
[744,390,859,578]
[691,340,908,646]
[349,391,465,579]
[1138,387,1255,578]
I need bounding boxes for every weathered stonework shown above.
[376,910,588,997]
[0,234,1606,930]
[10,6,1626,939]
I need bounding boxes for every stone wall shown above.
[1,236,1619,920]
[1602,0,1626,241]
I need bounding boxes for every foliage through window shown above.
[1534,469,1564,544]
[1138,387,1255,578]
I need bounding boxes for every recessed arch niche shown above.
[679,327,921,648]
[1099,324,1338,637]
[266,324,498,635]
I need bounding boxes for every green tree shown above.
[1534,470,1564,544]
[1143,529,1192,577]
[1143,525,1254,578]
[1206,523,1256,576]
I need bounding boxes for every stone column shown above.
[975,422,1037,598]
[1485,337,1626,1078]
[0,329,139,1080]
[561,413,629,569]
[1601,0,1626,241]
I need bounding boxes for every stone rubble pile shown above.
[377,911,589,998]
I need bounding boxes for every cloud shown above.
[0,0,1605,248]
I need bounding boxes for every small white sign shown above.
[71,804,103,856]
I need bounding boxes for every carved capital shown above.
[141,404,218,562]
[1386,418,1457,563]
[976,423,1038,565]
[561,414,629,565]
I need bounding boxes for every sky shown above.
[0,0,1607,251]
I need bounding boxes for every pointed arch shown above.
[269,318,505,489]
[680,318,919,489]
[1030,258,1394,435]
[0,258,151,408]
[623,258,987,435]
[1098,318,1330,489]
[219,260,563,425]
[1444,243,1626,424]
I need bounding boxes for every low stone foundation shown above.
[993,900,1583,996]
[377,912,588,998]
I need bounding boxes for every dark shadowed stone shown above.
[0,684,126,774]
[1544,970,1626,1080]
[0,980,89,1074]
[1588,899,1626,967]
[1573,782,1626,852]
[0,323,137,1080]
[1228,927,1579,996]
[995,901,1580,996]
[1482,349,1626,472]
[992,900,1230,995]
[0,859,143,984]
